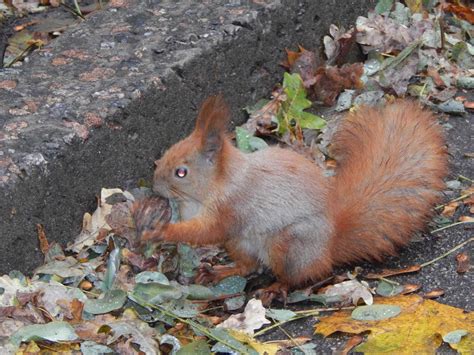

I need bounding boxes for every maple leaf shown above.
[277,73,326,141]
[315,294,473,354]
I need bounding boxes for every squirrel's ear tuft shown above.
[194,95,230,162]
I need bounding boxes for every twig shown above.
[379,277,400,285]
[431,221,473,233]
[277,323,305,353]
[435,190,474,210]
[419,80,428,98]
[254,314,309,337]
[60,1,85,20]
[131,295,244,353]
[420,237,474,268]
[255,306,356,337]
[73,0,83,17]
[458,175,473,183]
[191,292,244,303]
[5,43,35,67]
[294,306,355,315]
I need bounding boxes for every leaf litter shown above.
[2,0,474,353]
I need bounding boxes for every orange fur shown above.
[328,101,448,266]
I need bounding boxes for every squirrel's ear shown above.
[194,95,230,162]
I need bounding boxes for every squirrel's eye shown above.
[175,167,188,178]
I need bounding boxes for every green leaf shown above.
[266,308,297,321]
[177,340,212,355]
[135,271,170,285]
[375,0,394,14]
[163,299,200,318]
[442,329,468,344]
[102,247,121,292]
[186,284,215,300]
[224,295,246,311]
[80,341,114,355]
[236,127,268,153]
[456,77,474,89]
[376,280,404,297]
[211,276,247,297]
[131,282,183,305]
[10,321,78,347]
[352,304,401,321]
[83,289,127,314]
[178,243,200,278]
[278,73,326,135]
[287,290,332,304]
[379,40,421,72]
[300,112,326,130]
[243,99,270,115]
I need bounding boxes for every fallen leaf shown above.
[324,279,374,305]
[217,298,270,335]
[83,290,127,315]
[340,335,364,355]
[375,280,404,297]
[405,0,422,13]
[442,3,474,25]
[176,339,211,354]
[315,294,473,353]
[243,95,280,136]
[313,63,364,106]
[36,224,49,255]
[441,201,459,217]
[227,329,279,355]
[455,252,470,273]
[323,25,356,65]
[401,283,421,295]
[351,304,401,321]
[235,127,268,153]
[286,46,320,87]
[365,265,421,279]
[458,215,474,223]
[422,288,445,299]
[10,321,78,348]
[266,308,297,322]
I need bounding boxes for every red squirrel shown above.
[137,96,448,293]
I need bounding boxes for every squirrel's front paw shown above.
[131,196,171,242]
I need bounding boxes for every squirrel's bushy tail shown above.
[329,101,448,265]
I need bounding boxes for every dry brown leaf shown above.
[313,63,364,106]
[401,283,421,295]
[443,3,474,24]
[423,288,445,299]
[340,335,364,355]
[426,66,446,87]
[441,201,459,217]
[458,215,474,223]
[365,265,421,279]
[455,252,470,273]
[464,101,474,109]
[36,224,49,255]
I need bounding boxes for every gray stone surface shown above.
[0,0,376,273]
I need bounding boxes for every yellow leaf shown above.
[228,330,280,355]
[405,0,423,13]
[315,295,473,354]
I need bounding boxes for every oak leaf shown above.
[315,294,473,354]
